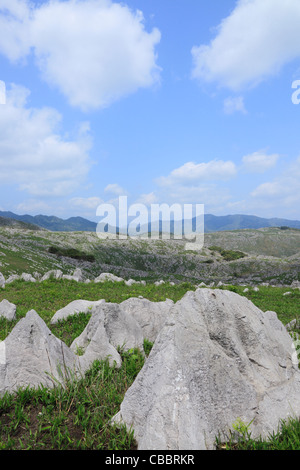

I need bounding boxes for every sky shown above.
[1,0,300,222]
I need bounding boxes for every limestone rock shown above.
[41,270,63,281]
[113,288,300,450]
[120,297,174,343]
[50,299,105,324]
[21,273,36,282]
[0,310,80,397]
[0,272,5,288]
[71,303,144,370]
[94,273,124,283]
[5,274,20,284]
[0,299,16,321]
[62,268,84,282]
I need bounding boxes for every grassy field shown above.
[0,280,300,449]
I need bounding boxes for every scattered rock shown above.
[243,288,249,293]
[0,299,16,321]
[50,299,105,324]
[5,274,20,284]
[0,272,5,288]
[113,288,300,450]
[41,270,63,281]
[154,280,165,286]
[94,273,124,283]
[21,273,36,283]
[283,292,292,296]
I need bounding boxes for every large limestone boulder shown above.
[113,288,300,450]
[0,299,16,321]
[50,299,105,324]
[0,310,80,397]
[71,303,144,370]
[120,297,174,342]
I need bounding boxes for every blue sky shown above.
[1,0,300,222]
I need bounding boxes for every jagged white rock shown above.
[41,270,63,281]
[21,273,36,283]
[50,299,105,324]
[71,303,144,368]
[113,288,300,450]
[94,273,124,283]
[0,272,5,288]
[120,297,174,343]
[0,310,80,397]
[0,299,16,321]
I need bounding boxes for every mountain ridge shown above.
[1,210,300,233]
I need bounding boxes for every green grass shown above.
[216,416,300,450]
[0,348,148,450]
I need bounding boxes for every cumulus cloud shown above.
[242,151,279,173]
[0,0,161,110]
[250,156,300,215]
[156,160,237,186]
[191,0,300,91]
[0,83,92,196]
[104,183,128,196]
[69,196,104,209]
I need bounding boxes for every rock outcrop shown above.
[113,288,300,450]
[50,299,105,324]
[120,297,174,342]
[71,303,144,371]
[0,299,16,321]
[0,310,80,396]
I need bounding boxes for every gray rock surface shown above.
[113,288,300,450]
[0,310,80,396]
[6,274,20,284]
[50,299,105,324]
[41,270,63,281]
[94,273,124,283]
[0,299,16,321]
[71,303,144,369]
[0,272,5,288]
[120,297,174,342]
[21,273,36,282]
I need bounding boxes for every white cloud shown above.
[156,160,237,186]
[249,156,300,215]
[0,0,161,111]
[242,151,279,173]
[0,83,92,196]
[136,192,158,206]
[223,96,247,115]
[69,197,104,209]
[191,0,300,91]
[104,183,128,196]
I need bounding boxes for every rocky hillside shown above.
[0,226,299,285]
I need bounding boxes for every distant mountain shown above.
[203,214,300,232]
[0,210,300,233]
[0,216,43,231]
[0,211,97,232]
